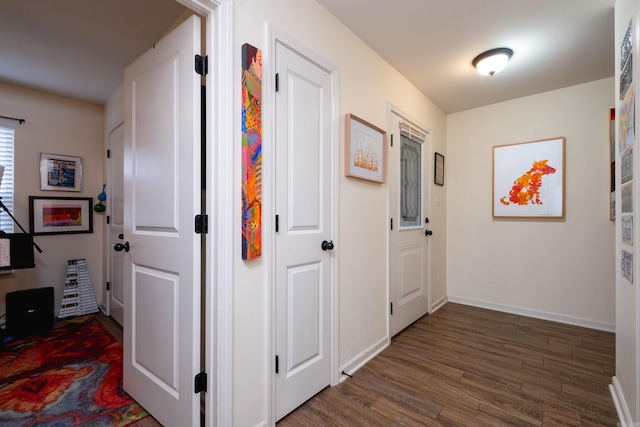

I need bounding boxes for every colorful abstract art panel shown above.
[241,43,262,259]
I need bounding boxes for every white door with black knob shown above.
[122,15,203,427]
[388,111,431,337]
[274,39,336,421]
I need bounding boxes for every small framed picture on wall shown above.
[434,152,444,186]
[40,153,83,192]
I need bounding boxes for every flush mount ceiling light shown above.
[472,48,513,76]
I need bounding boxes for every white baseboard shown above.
[447,296,615,332]
[610,376,633,426]
[336,294,445,386]
[431,295,448,313]
[339,335,389,383]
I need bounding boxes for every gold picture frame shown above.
[345,114,387,183]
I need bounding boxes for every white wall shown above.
[233,0,446,425]
[613,0,637,423]
[447,78,615,330]
[105,84,124,134]
[0,82,105,316]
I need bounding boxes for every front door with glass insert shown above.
[389,112,430,337]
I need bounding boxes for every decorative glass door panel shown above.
[400,134,421,228]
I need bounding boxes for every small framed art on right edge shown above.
[434,152,444,186]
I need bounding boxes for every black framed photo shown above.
[434,152,444,186]
[29,196,93,235]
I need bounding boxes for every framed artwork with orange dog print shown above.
[493,137,565,218]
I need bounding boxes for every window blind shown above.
[399,122,427,142]
[0,126,15,232]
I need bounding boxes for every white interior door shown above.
[389,112,431,337]
[123,15,202,427]
[108,123,125,326]
[274,41,334,421]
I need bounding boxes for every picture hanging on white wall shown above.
[621,182,633,213]
[622,249,633,283]
[622,215,633,246]
[39,153,83,192]
[345,113,387,183]
[619,85,635,153]
[621,19,632,71]
[29,196,93,235]
[434,152,445,186]
[610,108,615,221]
[622,148,633,184]
[492,137,565,218]
[620,56,633,101]
[620,19,632,100]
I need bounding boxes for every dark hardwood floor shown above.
[278,303,617,426]
[99,303,617,426]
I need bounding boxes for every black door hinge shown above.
[106,215,110,224]
[275,355,279,374]
[195,55,208,76]
[106,282,111,291]
[194,371,207,393]
[390,302,393,315]
[195,214,208,234]
[275,73,279,92]
[275,215,279,232]
[390,134,393,147]
[390,218,393,231]
[107,149,111,158]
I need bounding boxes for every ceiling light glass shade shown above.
[472,48,513,76]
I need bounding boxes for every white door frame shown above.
[99,1,231,424]
[172,1,233,426]
[104,120,122,318]
[386,103,433,337]
[266,26,340,424]
[105,121,124,325]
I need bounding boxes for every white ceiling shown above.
[316,0,615,113]
[0,1,615,113]
[0,0,187,105]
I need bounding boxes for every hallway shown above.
[278,303,617,426]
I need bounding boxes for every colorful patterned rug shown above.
[0,315,149,426]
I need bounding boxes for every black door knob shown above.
[321,240,334,251]
[114,242,130,252]
[425,230,433,236]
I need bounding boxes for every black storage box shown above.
[6,287,54,337]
